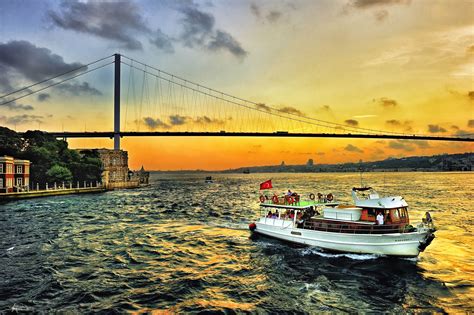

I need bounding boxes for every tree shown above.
[46,165,73,183]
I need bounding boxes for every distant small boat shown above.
[249,187,436,257]
[243,169,250,174]
[205,176,213,183]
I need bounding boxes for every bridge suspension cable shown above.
[0,55,115,106]
[120,55,447,138]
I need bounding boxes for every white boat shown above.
[249,187,436,257]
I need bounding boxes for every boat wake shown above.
[299,247,381,260]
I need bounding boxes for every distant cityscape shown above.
[155,152,473,173]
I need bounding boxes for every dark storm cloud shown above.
[143,117,170,130]
[375,97,398,108]
[468,120,474,128]
[0,40,84,90]
[149,29,175,53]
[0,101,34,111]
[37,93,51,102]
[345,119,359,126]
[169,114,188,126]
[279,106,304,116]
[345,144,363,153]
[388,140,415,152]
[48,0,149,50]
[55,82,102,96]
[266,10,282,23]
[427,124,447,133]
[179,5,215,47]
[0,114,43,125]
[178,4,247,59]
[256,103,271,112]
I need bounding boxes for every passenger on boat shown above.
[275,210,279,218]
[287,190,293,196]
[376,211,384,225]
[267,211,272,218]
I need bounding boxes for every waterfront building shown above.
[0,156,30,193]
[96,149,140,189]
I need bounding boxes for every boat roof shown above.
[354,196,408,209]
[260,201,339,210]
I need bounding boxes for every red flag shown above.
[260,179,273,190]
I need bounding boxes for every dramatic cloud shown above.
[320,105,332,112]
[375,97,398,108]
[169,114,188,126]
[0,40,84,91]
[343,0,411,21]
[37,93,51,102]
[55,81,102,96]
[194,116,224,124]
[143,117,170,130]
[345,144,363,153]
[48,0,149,50]
[256,103,271,112]
[455,130,472,137]
[468,120,474,128]
[388,140,415,152]
[349,0,411,9]
[385,119,412,131]
[149,29,175,53]
[0,114,43,125]
[250,3,261,18]
[178,4,247,58]
[208,30,247,58]
[0,101,34,111]
[428,124,447,133]
[279,106,304,116]
[266,10,282,23]
[374,9,388,21]
[345,119,359,126]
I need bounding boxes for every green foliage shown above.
[0,127,103,184]
[46,165,73,183]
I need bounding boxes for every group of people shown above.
[266,209,304,220]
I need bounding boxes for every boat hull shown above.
[254,219,434,257]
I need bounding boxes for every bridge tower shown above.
[114,53,121,150]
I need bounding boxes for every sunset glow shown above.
[1,0,472,170]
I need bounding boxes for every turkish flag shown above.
[260,179,273,190]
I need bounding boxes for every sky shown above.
[0,0,473,170]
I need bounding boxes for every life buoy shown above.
[272,195,279,204]
[326,193,334,202]
[309,193,315,200]
[287,196,295,204]
[317,193,323,199]
[249,222,256,231]
[259,195,265,203]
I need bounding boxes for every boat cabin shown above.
[259,187,413,234]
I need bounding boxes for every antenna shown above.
[359,159,363,187]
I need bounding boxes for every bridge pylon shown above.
[114,53,121,150]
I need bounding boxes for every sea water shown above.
[0,172,472,313]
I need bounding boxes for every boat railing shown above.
[302,220,413,234]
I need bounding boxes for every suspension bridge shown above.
[1,53,472,150]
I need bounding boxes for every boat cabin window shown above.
[390,209,400,222]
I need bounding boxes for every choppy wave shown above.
[0,172,473,313]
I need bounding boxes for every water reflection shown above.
[0,172,472,313]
